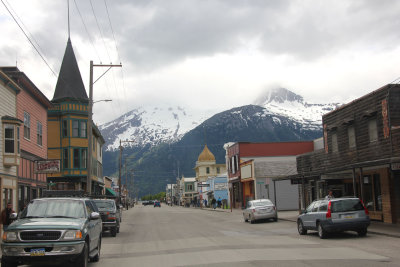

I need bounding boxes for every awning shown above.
[106,188,117,196]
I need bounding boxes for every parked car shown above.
[154,201,161,208]
[297,197,370,239]
[1,198,102,267]
[92,199,121,237]
[243,199,277,224]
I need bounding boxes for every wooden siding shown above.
[17,88,48,159]
[298,84,400,175]
[0,82,18,177]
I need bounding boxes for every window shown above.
[311,201,319,212]
[37,121,42,146]
[63,149,69,169]
[206,167,210,174]
[187,184,193,191]
[331,132,338,153]
[217,167,220,174]
[363,174,382,212]
[368,119,378,142]
[82,149,87,169]
[319,202,328,212]
[80,121,87,138]
[93,136,96,150]
[72,120,79,137]
[62,120,68,137]
[73,149,80,169]
[4,125,15,153]
[348,126,356,148]
[24,112,30,140]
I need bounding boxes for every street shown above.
[89,205,400,267]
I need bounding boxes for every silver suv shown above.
[297,197,370,239]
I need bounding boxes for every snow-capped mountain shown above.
[99,105,218,151]
[254,88,340,131]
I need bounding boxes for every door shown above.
[302,201,316,228]
[85,200,100,251]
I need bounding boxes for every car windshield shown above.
[331,199,364,213]
[254,200,272,207]
[20,200,86,219]
[93,200,115,211]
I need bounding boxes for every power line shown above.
[1,0,58,78]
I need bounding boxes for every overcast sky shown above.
[1,0,400,124]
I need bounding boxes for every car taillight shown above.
[326,201,332,219]
[273,206,276,211]
[360,199,369,215]
[252,209,256,213]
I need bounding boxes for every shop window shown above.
[24,112,30,140]
[331,132,338,153]
[368,119,378,142]
[348,126,356,148]
[72,120,79,137]
[73,148,80,169]
[80,121,87,138]
[363,174,382,212]
[62,120,68,137]
[37,121,42,146]
[63,148,69,169]
[4,125,15,153]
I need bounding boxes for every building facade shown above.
[0,69,22,217]
[225,142,314,209]
[297,84,400,224]
[0,67,51,210]
[47,38,104,194]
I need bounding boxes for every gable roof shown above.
[52,38,88,103]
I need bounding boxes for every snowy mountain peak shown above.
[254,88,340,131]
[254,88,304,105]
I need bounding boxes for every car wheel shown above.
[91,236,101,262]
[273,217,278,222]
[318,223,327,239]
[76,241,89,267]
[297,220,307,235]
[357,228,367,237]
[1,257,17,267]
[117,226,120,233]
[111,227,117,237]
[250,215,255,224]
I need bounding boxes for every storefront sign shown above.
[215,183,228,191]
[34,160,60,173]
[391,163,400,171]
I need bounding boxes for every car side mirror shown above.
[90,212,100,220]
[10,213,18,220]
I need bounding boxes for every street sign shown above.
[256,181,264,185]
[197,184,209,187]
[34,160,60,173]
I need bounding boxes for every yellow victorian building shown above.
[194,145,226,182]
[47,38,104,194]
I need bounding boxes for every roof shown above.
[52,38,88,103]
[0,67,52,108]
[198,144,216,162]
[1,115,23,124]
[254,159,297,178]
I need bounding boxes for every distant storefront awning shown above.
[106,188,117,196]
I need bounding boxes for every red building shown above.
[0,67,52,210]
[225,141,314,209]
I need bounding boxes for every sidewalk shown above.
[197,207,400,238]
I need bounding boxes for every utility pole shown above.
[87,61,121,194]
[118,139,134,204]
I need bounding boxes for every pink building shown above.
[0,67,51,210]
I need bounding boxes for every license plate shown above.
[342,215,354,219]
[30,248,45,256]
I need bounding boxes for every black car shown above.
[92,199,121,237]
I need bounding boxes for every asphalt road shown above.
[89,205,400,267]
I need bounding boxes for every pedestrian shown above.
[1,203,15,231]
[217,197,222,208]
[204,199,208,208]
[325,190,335,200]
[211,198,216,209]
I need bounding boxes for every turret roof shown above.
[52,38,88,103]
[197,144,216,162]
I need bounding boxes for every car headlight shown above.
[2,231,18,242]
[63,230,82,240]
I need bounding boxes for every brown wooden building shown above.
[296,84,400,224]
